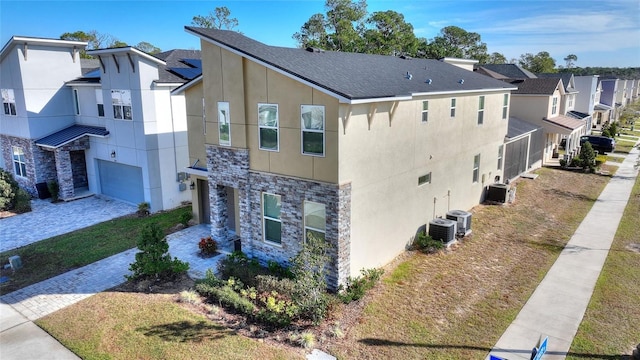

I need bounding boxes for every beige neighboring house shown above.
[175,28,516,288]
[507,78,587,162]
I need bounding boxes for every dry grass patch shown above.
[325,167,610,359]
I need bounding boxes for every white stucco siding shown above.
[339,92,509,276]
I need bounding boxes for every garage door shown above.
[98,160,144,204]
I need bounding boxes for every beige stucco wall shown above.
[509,94,553,126]
[339,92,509,275]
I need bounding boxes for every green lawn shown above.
[0,206,191,295]
[567,168,640,359]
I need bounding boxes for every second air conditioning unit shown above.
[486,183,509,203]
[428,218,457,243]
[446,210,472,237]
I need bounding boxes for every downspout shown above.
[168,89,179,183]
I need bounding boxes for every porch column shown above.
[209,183,228,245]
[54,149,74,200]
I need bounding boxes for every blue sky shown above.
[1,0,639,67]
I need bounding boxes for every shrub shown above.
[559,159,567,167]
[197,282,256,314]
[13,188,32,213]
[0,169,19,211]
[337,268,384,303]
[569,157,583,168]
[179,290,201,305]
[289,232,331,324]
[579,141,596,172]
[127,223,189,280]
[217,251,270,287]
[254,290,299,327]
[198,236,218,255]
[137,202,150,217]
[413,231,444,253]
[267,260,294,279]
[255,275,297,296]
[179,211,192,226]
[296,331,316,349]
[47,180,59,202]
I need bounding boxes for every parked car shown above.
[580,135,615,154]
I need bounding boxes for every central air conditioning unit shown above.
[446,210,472,237]
[428,218,456,243]
[486,183,509,203]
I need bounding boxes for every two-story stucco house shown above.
[0,35,199,212]
[175,28,516,288]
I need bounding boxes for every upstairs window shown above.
[12,146,26,177]
[73,89,80,115]
[111,90,132,120]
[218,102,231,146]
[568,94,574,109]
[301,105,325,156]
[477,96,485,125]
[304,201,326,242]
[2,89,16,116]
[473,154,480,183]
[497,145,504,170]
[95,89,104,117]
[450,98,456,117]
[262,193,282,245]
[258,103,279,151]
[502,94,509,120]
[421,101,429,122]
[552,97,558,115]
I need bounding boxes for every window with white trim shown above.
[218,101,231,146]
[477,95,485,125]
[497,145,503,170]
[502,94,509,120]
[421,101,428,122]
[2,89,17,116]
[12,146,26,177]
[450,98,456,117]
[73,89,80,115]
[258,103,279,151]
[95,89,104,117]
[262,193,282,244]
[473,153,480,183]
[551,97,558,115]
[304,201,326,242]
[418,172,431,186]
[301,105,325,156]
[568,94,573,109]
[111,89,132,120]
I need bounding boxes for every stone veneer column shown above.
[209,183,228,243]
[54,149,74,200]
[336,182,352,288]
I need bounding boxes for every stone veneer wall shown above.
[53,138,90,200]
[0,135,38,196]
[205,144,351,288]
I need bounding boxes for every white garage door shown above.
[98,160,144,204]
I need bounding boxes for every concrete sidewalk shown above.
[487,142,639,359]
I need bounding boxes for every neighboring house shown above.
[0,35,199,211]
[175,28,516,288]
[537,73,592,133]
[507,78,587,162]
[503,116,543,181]
[600,78,621,122]
[476,64,537,79]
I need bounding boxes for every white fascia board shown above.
[1,36,87,60]
[66,83,101,88]
[347,96,412,105]
[186,28,352,104]
[36,133,109,149]
[412,87,517,97]
[185,167,208,177]
[87,47,166,65]
[171,75,203,95]
[154,82,184,88]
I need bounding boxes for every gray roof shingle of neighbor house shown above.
[537,73,575,92]
[186,27,516,101]
[479,64,537,80]
[154,49,202,83]
[509,78,562,95]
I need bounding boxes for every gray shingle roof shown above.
[507,116,541,139]
[154,49,202,83]
[509,78,561,95]
[36,125,109,148]
[185,27,515,101]
[480,64,537,79]
[537,73,575,92]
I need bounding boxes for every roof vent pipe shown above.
[406,71,412,80]
[459,79,465,84]
[426,79,432,84]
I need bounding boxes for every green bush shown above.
[137,202,150,217]
[179,211,192,226]
[569,157,583,168]
[337,268,384,303]
[196,281,256,314]
[413,231,444,253]
[254,290,299,327]
[0,168,19,211]
[255,275,297,296]
[13,188,32,213]
[127,223,189,280]
[47,180,59,202]
[217,251,271,287]
[579,141,596,172]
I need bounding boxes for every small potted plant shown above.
[198,236,218,257]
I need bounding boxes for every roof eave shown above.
[36,132,109,149]
[171,75,203,95]
[87,47,166,65]
[1,36,87,62]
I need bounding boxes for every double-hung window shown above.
[111,90,132,120]
[96,89,104,117]
[421,101,429,123]
[473,154,481,183]
[262,193,282,244]
[258,103,279,151]
[502,94,509,120]
[477,96,485,125]
[301,105,325,156]
[218,102,231,146]
[497,145,504,170]
[551,97,558,115]
[12,146,26,177]
[450,98,456,117]
[304,201,326,242]
[2,89,17,116]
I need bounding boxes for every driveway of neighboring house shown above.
[0,196,137,253]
